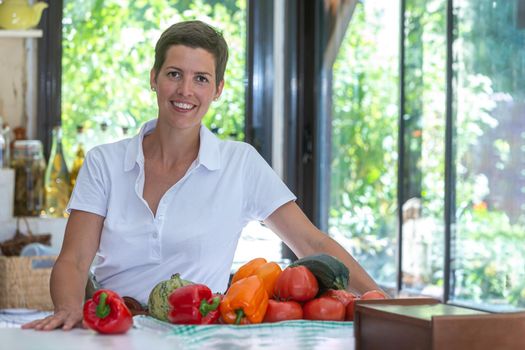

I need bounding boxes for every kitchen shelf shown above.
[0,29,43,38]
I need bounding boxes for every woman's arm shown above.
[22,210,104,331]
[264,201,382,295]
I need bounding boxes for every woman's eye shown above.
[196,75,209,83]
[168,71,180,78]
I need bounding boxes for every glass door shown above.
[451,0,525,311]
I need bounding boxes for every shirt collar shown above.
[198,124,221,171]
[124,119,221,172]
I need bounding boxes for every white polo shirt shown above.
[68,119,296,304]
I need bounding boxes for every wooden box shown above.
[354,298,525,350]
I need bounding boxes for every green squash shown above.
[289,254,349,293]
[147,273,193,321]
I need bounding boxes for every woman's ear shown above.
[150,69,157,91]
[215,80,225,100]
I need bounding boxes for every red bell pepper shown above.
[167,284,221,324]
[83,289,133,334]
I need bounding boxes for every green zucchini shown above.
[289,254,349,292]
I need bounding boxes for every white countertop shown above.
[1,315,356,350]
[0,327,184,350]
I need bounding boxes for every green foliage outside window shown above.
[330,0,525,310]
[452,0,525,310]
[62,0,245,163]
[329,2,399,285]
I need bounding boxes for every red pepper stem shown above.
[95,292,111,319]
[199,296,220,317]
[234,309,244,325]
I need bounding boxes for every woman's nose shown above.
[176,78,193,96]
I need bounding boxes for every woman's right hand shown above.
[21,308,83,331]
[24,210,105,331]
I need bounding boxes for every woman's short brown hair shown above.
[153,20,229,88]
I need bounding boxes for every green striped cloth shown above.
[134,316,355,349]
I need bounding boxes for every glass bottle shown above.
[0,116,11,168]
[0,120,5,168]
[99,121,112,144]
[10,126,27,152]
[44,126,71,217]
[70,125,85,188]
[12,140,46,216]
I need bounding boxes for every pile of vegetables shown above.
[147,253,387,325]
[81,253,387,332]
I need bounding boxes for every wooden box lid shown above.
[354,298,525,350]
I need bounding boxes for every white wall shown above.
[0,38,29,131]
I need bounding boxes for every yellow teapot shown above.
[0,0,48,30]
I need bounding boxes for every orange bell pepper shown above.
[231,258,282,297]
[253,261,282,297]
[220,275,269,324]
[231,258,267,284]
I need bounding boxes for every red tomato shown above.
[322,289,358,321]
[303,297,345,321]
[273,266,319,302]
[322,289,357,307]
[361,290,388,300]
[263,299,303,323]
[345,297,358,321]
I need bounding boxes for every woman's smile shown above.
[171,100,196,112]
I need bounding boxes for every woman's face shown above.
[150,45,223,131]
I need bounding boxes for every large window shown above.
[321,0,525,310]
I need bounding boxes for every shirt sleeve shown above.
[243,145,297,221]
[67,147,109,217]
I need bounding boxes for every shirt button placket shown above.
[152,196,168,260]
[151,229,161,260]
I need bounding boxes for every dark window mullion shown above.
[282,0,318,261]
[397,0,407,295]
[283,0,298,195]
[245,0,274,163]
[444,0,455,303]
[37,0,63,159]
